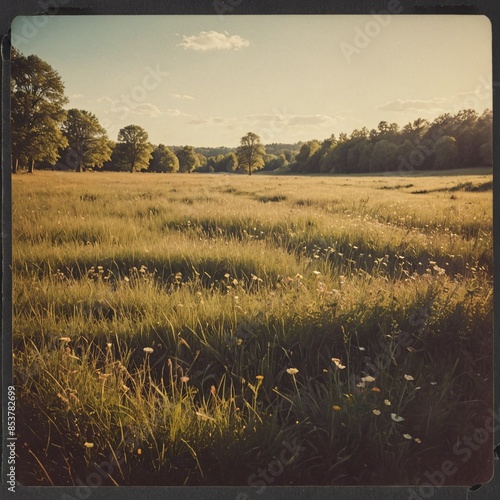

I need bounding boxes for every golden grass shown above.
[12,170,493,486]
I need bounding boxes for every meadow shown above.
[12,169,493,487]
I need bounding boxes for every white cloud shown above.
[71,93,84,99]
[376,84,492,114]
[132,103,163,117]
[287,114,336,127]
[97,96,115,105]
[376,98,448,113]
[172,93,195,100]
[178,31,250,51]
[97,96,190,119]
[188,112,339,141]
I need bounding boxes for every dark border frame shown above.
[2,1,499,499]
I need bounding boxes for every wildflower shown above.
[333,405,341,411]
[84,442,94,448]
[404,374,414,381]
[137,448,142,455]
[143,347,154,354]
[332,358,346,369]
[180,376,190,383]
[224,273,230,278]
[255,375,264,381]
[295,274,303,279]
[361,375,376,383]
[121,385,129,392]
[384,399,391,406]
[414,438,422,444]
[124,276,130,283]
[372,409,381,416]
[286,368,299,375]
[59,337,71,342]
[106,343,112,349]
[312,270,321,276]
[371,387,381,392]
[403,434,412,440]
[391,413,404,422]
[430,382,437,386]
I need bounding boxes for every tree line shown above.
[11,49,492,175]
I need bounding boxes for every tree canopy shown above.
[149,144,179,172]
[11,48,68,173]
[236,132,266,176]
[176,145,200,173]
[61,109,111,171]
[114,125,153,172]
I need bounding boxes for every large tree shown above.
[11,48,68,173]
[61,109,111,171]
[176,145,200,173]
[149,144,179,172]
[236,132,265,176]
[114,125,153,172]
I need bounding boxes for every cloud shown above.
[178,31,250,51]
[132,103,163,117]
[97,96,192,119]
[188,111,339,137]
[287,114,336,126]
[376,83,492,114]
[376,98,448,113]
[97,96,115,105]
[172,93,195,100]
[71,93,84,99]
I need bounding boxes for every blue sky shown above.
[12,15,492,147]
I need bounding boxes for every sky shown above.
[12,15,492,148]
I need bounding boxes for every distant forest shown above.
[12,49,492,175]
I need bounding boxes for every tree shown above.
[176,145,200,173]
[115,125,153,172]
[236,132,266,176]
[223,152,238,172]
[294,140,321,173]
[61,109,111,171]
[11,48,68,173]
[369,139,399,172]
[434,136,459,170]
[149,144,179,172]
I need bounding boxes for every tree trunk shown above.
[28,158,34,173]
[12,158,19,174]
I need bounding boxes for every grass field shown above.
[12,169,493,487]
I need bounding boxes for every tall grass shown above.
[12,171,493,486]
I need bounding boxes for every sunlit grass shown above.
[12,170,493,486]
